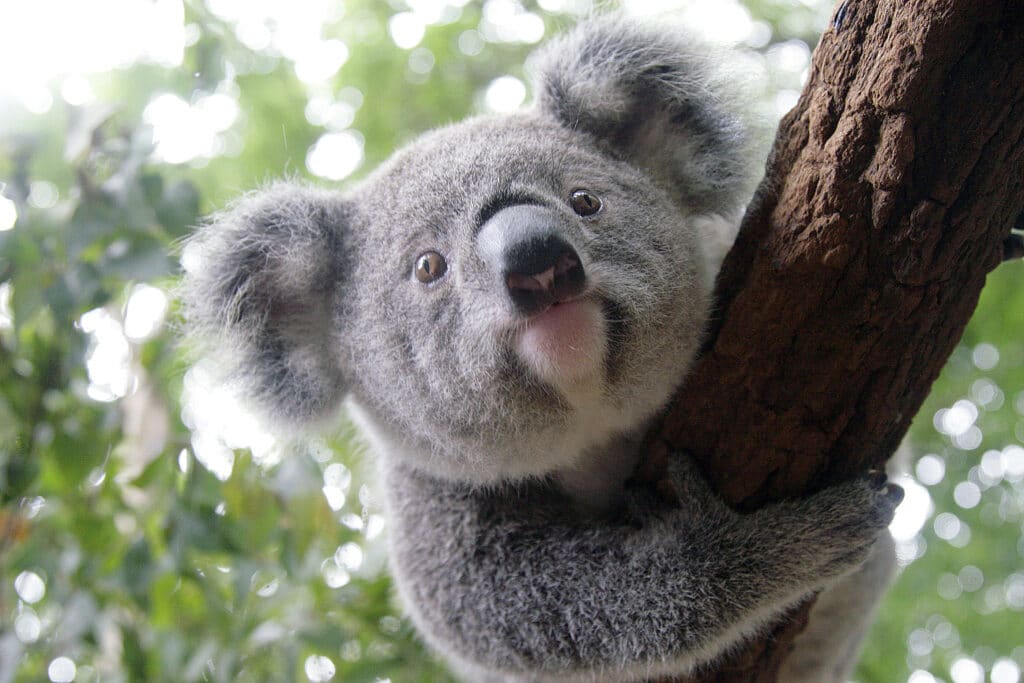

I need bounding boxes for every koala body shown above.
[183,17,900,682]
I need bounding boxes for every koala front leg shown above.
[384,460,902,682]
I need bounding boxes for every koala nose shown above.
[477,204,586,315]
[504,235,584,314]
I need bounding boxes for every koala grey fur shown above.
[182,15,901,683]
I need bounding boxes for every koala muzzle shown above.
[477,204,586,315]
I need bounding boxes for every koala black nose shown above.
[505,234,585,314]
[477,204,587,315]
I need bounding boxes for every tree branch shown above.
[645,1,1024,679]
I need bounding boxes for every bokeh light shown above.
[306,131,365,181]
[14,570,46,604]
[484,75,527,112]
[304,654,336,682]
[0,0,185,111]
[0,194,17,231]
[47,657,76,683]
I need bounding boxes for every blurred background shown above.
[1,1,1022,681]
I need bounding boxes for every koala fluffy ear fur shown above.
[530,16,757,216]
[181,182,350,428]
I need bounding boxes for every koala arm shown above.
[385,460,901,681]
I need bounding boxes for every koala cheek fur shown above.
[182,14,899,682]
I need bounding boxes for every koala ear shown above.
[530,16,758,216]
[181,182,350,428]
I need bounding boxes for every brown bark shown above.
[645,0,1024,680]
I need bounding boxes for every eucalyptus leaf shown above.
[156,180,201,238]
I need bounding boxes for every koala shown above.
[182,16,903,683]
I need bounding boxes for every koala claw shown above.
[860,475,903,530]
[884,482,905,506]
[1003,233,1023,261]
[866,470,904,503]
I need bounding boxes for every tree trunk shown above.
[643,0,1024,680]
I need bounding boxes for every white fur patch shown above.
[514,300,607,392]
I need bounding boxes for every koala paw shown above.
[804,472,903,577]
[759,472,903,586]
[861,470,905,525]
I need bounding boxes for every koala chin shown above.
[183,15,902,683]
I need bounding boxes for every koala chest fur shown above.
[183,15,902,683]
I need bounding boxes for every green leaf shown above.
[140,173,165,207]
[50,426,106,484]
[65,104,118,162]
[122,624,151,681]
[101,233,173,281]
[156,180,201,238]
[64,261,107,312]
[121,537,157,603]
[69,199,118,260]
[1,445,39,503]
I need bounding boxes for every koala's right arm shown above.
[386,459,901,682]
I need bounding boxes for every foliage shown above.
[0,1,1021,682]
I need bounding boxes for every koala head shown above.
[182,17,757,484]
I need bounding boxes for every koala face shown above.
[341,115,712,482]
[182,17,754,485]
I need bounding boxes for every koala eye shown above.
[414,251,448,283]
[569,189,602,217]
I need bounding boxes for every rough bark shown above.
[644,1,1024,680]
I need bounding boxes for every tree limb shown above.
[644,0,1024,679]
